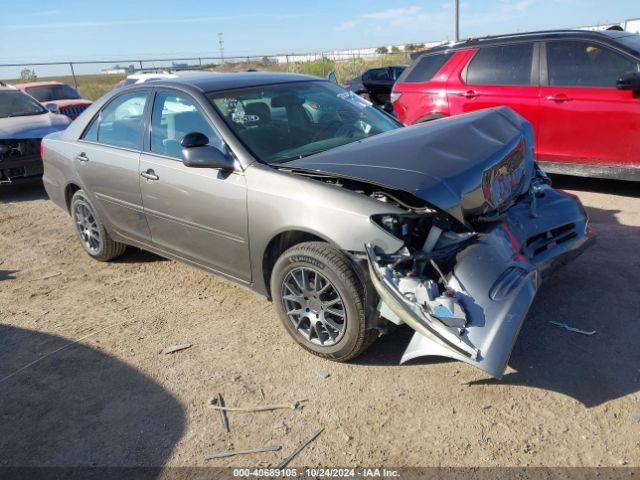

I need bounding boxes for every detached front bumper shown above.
[367,187,594,378]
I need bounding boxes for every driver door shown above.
[139,89,251,282]
[537,40,640,168]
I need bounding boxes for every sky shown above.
[1,0,639,76]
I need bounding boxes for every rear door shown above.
[139,88,251,282]
[537,39,640,170]
[447,42,541,141]
[75,89,151,242]
[361,68,393,104]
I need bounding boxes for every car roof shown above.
[413,29,640,58]
[149,72,321,92]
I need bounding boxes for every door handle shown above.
[459,90,479,99]
[545,94,572,103]
[75,152,89,162]
[140,169,159,181]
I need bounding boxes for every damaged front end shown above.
[283,107,594,378]
[365,174,594,378]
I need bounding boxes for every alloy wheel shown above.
[74,202,101,254]
[281,267,346,346]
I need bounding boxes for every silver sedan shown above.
[42,72,593,378]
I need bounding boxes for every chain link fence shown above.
[0,49,421,101]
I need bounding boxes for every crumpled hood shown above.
[0,112,70,139]
[286,107,535,223]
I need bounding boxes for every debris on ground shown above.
[276,428,324,469]
[209,399,307,413]
[28,272,62,282]
[204,445,281,460]
[549,321,596,336]
[161,344,193,354]
[631,411,640,422]
[212,393,230,433]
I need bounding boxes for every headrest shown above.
[271,93,305,108]
[243,102,271,125]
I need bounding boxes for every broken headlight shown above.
[371,212,461,250]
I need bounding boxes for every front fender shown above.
[245,162,405,296]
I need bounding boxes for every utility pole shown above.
[218,32,225,64]
[454,0,460,41]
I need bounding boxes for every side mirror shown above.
[328,71,338,84]
[181,132,235,171]
[616,71,640,91]
[45,102,60,114]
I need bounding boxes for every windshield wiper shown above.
[271,151,323,164]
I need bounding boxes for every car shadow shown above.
[357,189,640,408]
[0,325,185,473]
[550,173,640,198]
[0,270,18,282]
[0,180,48,203]
[113,248,168,264]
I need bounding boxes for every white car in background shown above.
[113,70,213,90]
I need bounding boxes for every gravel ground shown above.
[0,175,639,468]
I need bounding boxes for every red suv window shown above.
[400,53,453,83]
[465,43,535,86]
[546,40,638,88]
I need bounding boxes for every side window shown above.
[82,91,148,149]
[368,68,391,81]
[401,53,452,83]
[392,67,405,80]
[82,116,99,142]
[150,90,222,159]
[547,41,638,88]
[466,43,534,86]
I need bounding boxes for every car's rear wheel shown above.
[70,190,126,262]
[271,242,378,361]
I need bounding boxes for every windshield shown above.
[26,84,81,102]
[0,90,47,118]
[207,80,401,164]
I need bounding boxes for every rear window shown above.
[400,53,452,83]
[26,84,81,102]
[465,43,534,86]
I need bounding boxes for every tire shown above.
[70,190,127,262]
[270,242,378,361]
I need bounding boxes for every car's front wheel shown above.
[70,190,127,262]
[271,242,378,361]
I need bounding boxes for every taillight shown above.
[39,141,45,159]
[390,92,402,103]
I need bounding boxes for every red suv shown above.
[392,29,640,181]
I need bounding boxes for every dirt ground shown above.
[0,175,639,469]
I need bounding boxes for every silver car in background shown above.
[1,83,70,184]
[42,73,593,378]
